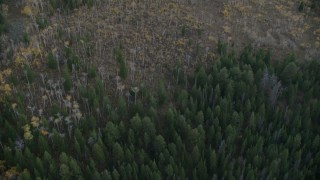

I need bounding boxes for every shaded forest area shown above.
[1,44,320,179]
[0,0,8,35]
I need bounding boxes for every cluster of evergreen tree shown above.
[313,0,320,8]
[0,0,7,61]
[49,0,98,10]
[0,0,8,35]
[300,0,320,11]
[0,45,320,179]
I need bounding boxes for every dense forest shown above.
[1,0,320,179]
[0,0,8,35]
[1,43,320,179]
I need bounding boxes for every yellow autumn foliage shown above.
[64,41,70,47]
[208,36,216,42]
[314,29,320,35]
[21,6,33,16]
[111,7,120,15]
[40,129,49,136]
[12,103,17,109]
[0,160,5,171]
[66,95,72,101]
[0,84,12,95]
[24,131,33,140]
[23,124,30,132]
[168,2,178,9]
[3,69,12,76]
[73,102,80,109]
[13,46,43,67]
[175,38,187,46]
[14,56,23,66]
[3,84,11,94]
[0,69,14,102]
[31,116,41,128]
[222,4,230,17]
[4,167,19,179]
[223,25,231,34]
[75,112,83,119]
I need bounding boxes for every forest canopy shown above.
[0,44,319,179]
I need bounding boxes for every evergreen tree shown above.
[101,169,112,180]
[35,157,45,177]
[47,52,58,69]
[63,68,72,92]
[59,164,71,180]
[112,168,120,180]
[281,62,298,83]
[154,135,166,153]
[38,136,49,154]
[92,143,106,167]
[69,158,82,177]
[158,81,167,106]
[112,142,124,163]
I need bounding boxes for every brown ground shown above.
[1,0,320,96]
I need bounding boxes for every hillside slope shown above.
[0,0,320,179]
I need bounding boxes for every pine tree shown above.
[88,66,97,79]
[112,142,124,163]
[35,157,45,177]
[112,168,120,180]
[281,62,298,84]
[92,143,106,167]
[195,111,204,126]
[118,96,127,118]
[154,135,166,153]
[192,146,201,164]
[115,47,127,79]
[20,169,32,180]
[63,68,72,92]
[92,170,102,180]
[59,152,69,165]
[47,52,58,69]
[59,164,71,180]
[101,169,112,180]
[158,81,167,106]
[103,121,120,147]
[298,2,304,12]
[38,136,49,155]
[69,158,82,177]
[52,129,66,153]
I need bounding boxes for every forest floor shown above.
[2,0,28,41]
[1,0,320,97]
